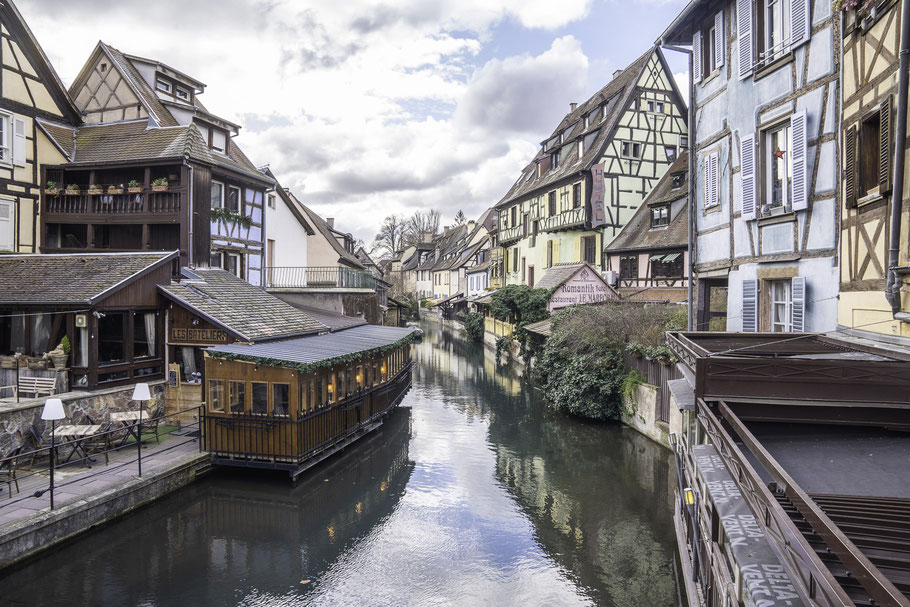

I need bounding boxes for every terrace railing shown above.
[44,191,182,215]
[266,266,376,290]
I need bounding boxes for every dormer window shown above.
[671,172,685,189]
[650,205,670,228]
[211,129,227,154]
[551,150,560,170]
[176,87,190,101]
[156,78,171,93]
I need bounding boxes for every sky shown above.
[23,0,689,247]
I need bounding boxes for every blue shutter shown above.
[740,133,756,220]
[790,0,811,49]
[791,277,806,332]
[790,110,808,211]
[742,279,758,332]
[737,0,753,79]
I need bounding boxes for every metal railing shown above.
[265,266,377,290]
[45,191,182,214]
[0,404,204,512]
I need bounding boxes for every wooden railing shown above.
[623,352,680,423]
[539,206,585,232]
[44,191,181,214]
[498,224,523,244]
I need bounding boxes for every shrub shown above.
[463,313,484,343]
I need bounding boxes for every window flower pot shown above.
[44,188,60,196]
[107,187,124,195]
[87,188,103,196]
[152,185,168,192]
[65,189,80,196]
[50,353,67,369]
[128,187,143,194]
[27,356,48,371]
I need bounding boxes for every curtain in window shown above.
[31,314,50,355]
[144,313,156,358]
[76,327,88,367]
[181,346,197,380]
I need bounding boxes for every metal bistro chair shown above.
[144,406,166,444]
[27,425,56,469]
[80,422,113,467]
[0,446,22,497]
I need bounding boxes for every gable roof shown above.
[259,168,315,236]
[535,262,608,291]
[160,267,327,342]
[496,47,658,208]
[0,251,177,306]
[296,199,365,269]
[607,152,689,252]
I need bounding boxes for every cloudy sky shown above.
[24,0,688,245]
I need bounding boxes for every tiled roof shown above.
[496,47,655,207]
[37,120,75,158]
[0,252,176,305]
[535,262,594,291]
[524,318,553,337]
[65,121,209,165]
[297,201,365,268]
[606,152,689,252]
[160,268,327,342]
[466,259,491,274]
[102,43,179,128]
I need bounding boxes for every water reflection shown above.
[3,320,680,607]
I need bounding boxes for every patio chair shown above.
[27,425,56,469]
[80,422,113,466]
[0,446,22,497]
[145,406,166,444]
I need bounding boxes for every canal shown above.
[1,320,682,606]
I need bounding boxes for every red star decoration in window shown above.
[773,147,787,159]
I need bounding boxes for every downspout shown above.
[886,0,910,321]
[661,41,696,330]
[187,159,194,268]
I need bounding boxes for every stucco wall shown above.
[265,195,308,269]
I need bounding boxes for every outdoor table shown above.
[111,411,148,446]
[54,424,105,464]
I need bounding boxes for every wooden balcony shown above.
[43,190,183,220]
[539,206,586,232]
[498,224,523,244]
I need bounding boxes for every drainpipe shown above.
[886,0,910,321]
[187,159,194,268]
[661,41,696,330]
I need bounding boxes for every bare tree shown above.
[372,214,406,258]
[453,210,467,225]
[403,210,440,246]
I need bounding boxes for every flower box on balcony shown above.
[152,185,168,192]
[107,187,124,195]
[87,187,103,196]
[44,188,60,196]
[65,187,80,196]
[128,186,143,194]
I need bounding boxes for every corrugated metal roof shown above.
[206,324,419,366]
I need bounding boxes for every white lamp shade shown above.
[132,383,151,401]
[41,398,66,421]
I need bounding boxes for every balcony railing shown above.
[266,266,376,290]
[499,225,523,244]
[539,206,586,232]
[44,191,181,215]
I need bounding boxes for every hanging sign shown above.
[590,163,606,228]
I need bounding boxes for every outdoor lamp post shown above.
[132,383,151,477]
[41,398,66,510]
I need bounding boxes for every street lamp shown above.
[41,398,66,510]
[132,383,151,477]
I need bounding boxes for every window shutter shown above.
[12,118,26,168]
[790,0,811,48]
[790,110,808,211]
[0,199,12,251]
[710,153,719,207]
[693,30,702,84]
[845,125,857,207]
[715,11,725,69]
[879,95,893,194]
[737,0,753,79]
[740,133,757,220]
[791,276,806,332]
[742,279,758,332]
[703,156,711,208]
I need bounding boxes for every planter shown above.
[152,185,168,192]
[0,355,16,369]
[107,188,124,195]
[44,188,60,196]
[65,189,80,196]
[87,188,104,196]
[27,357,48,371]
[49,353,68,369]
[128,187,143,194]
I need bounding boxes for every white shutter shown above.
[742,279,758,332]
[715,11,725,69]
[0,200,13,251]
[693,30,702,84]
[710,153,719,207]
[790,110,808,211]
[703,156,711,208]
[791,276,806,332]
[12,117,25,167]
[737,0,753,79]
[740,133,757,220]
[790,0,811,48]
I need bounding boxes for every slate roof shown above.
[466,259,491,274]
[160,268,327,342]
[0,252,176,306]
[100,43,179,128]
[206,324,420,367]
[606,152,689,253]
[497,47,657,208]
[535,262,601,291]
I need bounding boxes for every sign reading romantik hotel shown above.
[547,265,618,312]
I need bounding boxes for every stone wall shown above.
[621,381,683,449]
[0,380,167,456]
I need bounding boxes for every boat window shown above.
[228,381,245,413]
[273,384,289,416]
[209,380,225,413]
[251,382,268,414]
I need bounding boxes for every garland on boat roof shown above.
[206,331,420,374]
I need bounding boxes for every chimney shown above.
[570,102,577,112]
[468,220,476,231]
[443,225,450,233]
[326,217,335,229]
[613,69,623,79]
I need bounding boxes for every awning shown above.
[649,254,665,261]
[662,252,681,262]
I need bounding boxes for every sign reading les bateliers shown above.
[169,327,230,345]
[547,266,617,312]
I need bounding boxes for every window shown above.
[228,381,245,413]
[226,252,241,277]
[582,236,597,264]
[694,11,724,82]
[251,382,268,414]
[268,193,276,209]
[227,185,240,212]
[548,191,557,216]
[546,240,553,268]
[577,139,584,157]
[551,150,560,170]
[209,380,225,413]
[273,384,289,416]
[671,172,685,189]
[763,0,791,63]
[665,146,677,162]
[156,78,171,93]
[621,141,642,159]
[211,129,227,154]
[512,248,519,272]
[619,256,638,279]
[652,253,683,277]
[742,276,805,332]
[133,312,154,358]
[847,97,893,205]
[209,251,222,268]
[510,206,517,226]
[210,181,224,209]
[98,313,125,363]
[572,183,581,208]
[647,101,665,114]
[763,121,792,212]
[770,280,791,332]
[175,87,190,101]
[650,205,670,228]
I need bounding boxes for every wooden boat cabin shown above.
[203,324,419,479]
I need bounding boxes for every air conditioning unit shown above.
[602,270,618,286]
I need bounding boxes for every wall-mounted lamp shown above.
[683,487,695,507]
[191,318,200,326]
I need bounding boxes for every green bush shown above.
[463,313,484,343]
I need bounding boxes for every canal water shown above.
[2,320,682,606]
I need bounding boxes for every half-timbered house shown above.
[661,0,841,332]
[0,0,81,254]
[494,46,688,287]
[37,43,272,286]
[837,0,910,342]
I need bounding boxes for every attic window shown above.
[211,129,227,154]
[650,205,670,228]
[601,105,608,121]
[100,63,107,73]
[647,101,665,114]
[176,87,190,101]
[671,172,685,188]
[551,150,560,170]
[665,145,678,162]
[156,78,172,93]
[621,141,642,159]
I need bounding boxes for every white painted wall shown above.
[265,192,308,269]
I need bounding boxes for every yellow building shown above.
[495,46,687,287]
[0,1,81,253]
[838,0,910,340]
